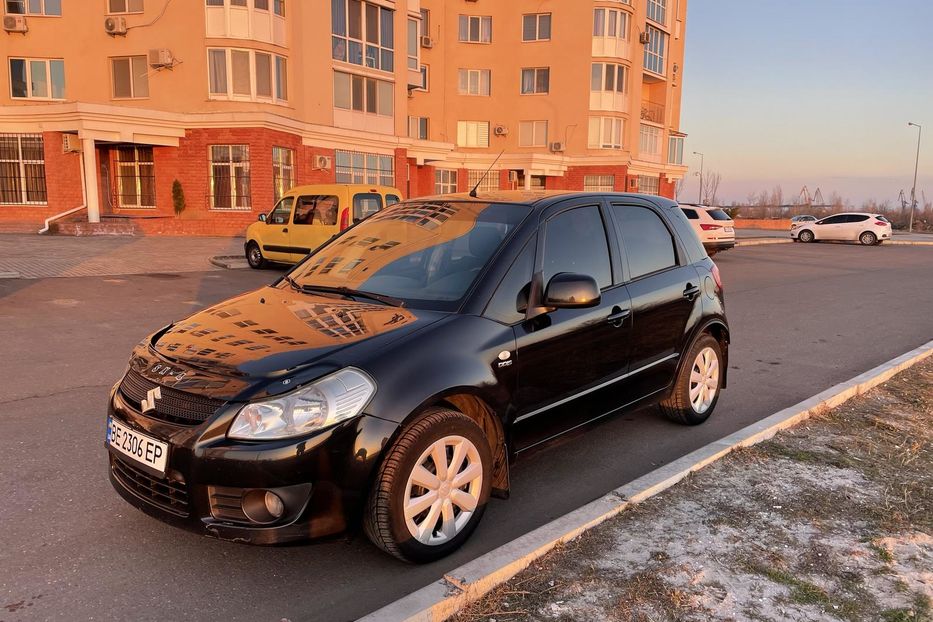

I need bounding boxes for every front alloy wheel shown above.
[798,229,815,243]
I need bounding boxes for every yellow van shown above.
[245,184,402,268]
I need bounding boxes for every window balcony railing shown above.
[640,100,665,124]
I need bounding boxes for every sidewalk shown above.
[455,359,933,622]
[0,234,245,279]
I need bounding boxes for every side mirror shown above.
[258,213,267,222]
[544,273,601,309]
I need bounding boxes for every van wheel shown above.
[859,231,877,246]
[246,242,266,269]
[798,229,815,243]
[659,334,723,425]
[364,408,492,563]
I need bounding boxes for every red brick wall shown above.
[547,165,630,191]
[659,174,676,199]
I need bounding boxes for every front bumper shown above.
[106,387,398,545]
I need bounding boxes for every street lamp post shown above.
[693,151,704,204]
[908,122,922,233]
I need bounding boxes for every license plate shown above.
[107,417,168,476]
[724,227,734,233]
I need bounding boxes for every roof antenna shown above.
[469,150,505,198]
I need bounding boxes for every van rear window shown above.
[706,209,732,221]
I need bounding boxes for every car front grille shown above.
[119,369,225,426]
[111,455,190,517]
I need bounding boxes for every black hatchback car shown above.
[106,191,729,562]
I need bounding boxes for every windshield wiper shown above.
[298,284,404,307]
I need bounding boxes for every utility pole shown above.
[693,151,704,204]
[908,122,922,233]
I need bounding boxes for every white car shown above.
[791,212,892,245]
[679,204,735,254]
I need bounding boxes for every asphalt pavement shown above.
[1,244,932,622]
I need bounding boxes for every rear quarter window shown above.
[680,208,699,219]
[705,209,732,221]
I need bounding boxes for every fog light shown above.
[264,491,284,519]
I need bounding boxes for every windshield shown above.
[288,201,528,311]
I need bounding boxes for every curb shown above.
[734,239,933,247]
[0,271,21,279]
[209,255,250,269]
[359,338,933,622]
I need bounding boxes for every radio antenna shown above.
[469,150,505,198]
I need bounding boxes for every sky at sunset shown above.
[678,0,933,206]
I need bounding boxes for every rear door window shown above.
[293,195,339,225]
[845,214,870,223]
[706,209,732,221]
[353,193,383,223]
[611,205,678,280]
[542,206,612,290]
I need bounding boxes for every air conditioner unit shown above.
[313,155,332,170]
[420,35,433,48]
[104,16,127,35]
[3,15,28,33]
[508,170,519,183]
[639,31,651,44]
[61,134,81,153]
[549,141,565,153]
[493,124,509,137]
[148,48,175,68]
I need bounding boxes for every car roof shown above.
[678,203,723,210]
[413,190,677,208]
[285,184,402,195]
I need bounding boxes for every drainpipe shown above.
[38,148,88,234]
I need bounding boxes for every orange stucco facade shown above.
[0,0,688,235]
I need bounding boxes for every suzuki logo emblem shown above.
[141,387,162,413]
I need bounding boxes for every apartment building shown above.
[0,0,688,235]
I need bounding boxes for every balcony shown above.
[640,100,665,124]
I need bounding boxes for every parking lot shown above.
[1,242,932,621]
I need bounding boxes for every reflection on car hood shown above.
[144,286,443,393]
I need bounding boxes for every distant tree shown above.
[701,171,721,206]
[675,177,687,201]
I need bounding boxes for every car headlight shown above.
[228,368,376,441]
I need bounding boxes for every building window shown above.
[272,146,294,201]
[644,25,667,75]
[207,48,287,102]
[583,175,615,192]
[331,0,395,72]
[522,13,550,41]
[0,134,46,205]
[457,121,490,148]
[416,64,428,91]
[519,121,548,147]
[5,0,60,15]
[115,146,155,208]
[407,17,419,70]
[593,8,627,39]
[520,67,549,94]
[108,0,143,12]
[647,0,667,26]
[333,71,393,116]
[639,124,662,155]
[111,56,149,99]
[638,175,660,195]
[420,8,429,34]
[434,169,457,194]
[591,62,626,93]
[9,58,65,100]
[457,69,490,96]
[335,150,394,185]
[209,145,251,209]
[408,116,429,140]
[458,15,491,43]
[668,136,684,165]
[467,169,498,193]
[588,117,624,149]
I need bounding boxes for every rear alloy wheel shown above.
[798,229,815,243]
[859,231,877,246]
[364,408,492,563]
[659,334,723,425]
[246,242,266,269]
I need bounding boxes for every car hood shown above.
[131,285,445,401]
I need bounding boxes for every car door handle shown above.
[282,227,288,233]
[607,306,631,328]
[683,284,701,300]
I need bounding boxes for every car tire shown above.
[659,333,723,426]
[246,242,266,269]
[364,408,492,563]
[859,231,877,246]
[798,229,815,243]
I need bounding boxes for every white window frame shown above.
[331,0,395,73]
[590,62,626,94]
[458,14,491,43]
[639,123,662,155]
[434,168,458,194]
[467,168,498,193]
[110,56,150,99]
[272,145,294,201]
[334,150,394,186]
[644,24,667,76]
[108,0,144,13]
[115,146,156,209]
[647,0,667,26]
[408,116,429,140]
[519,120,548,147]
[9,58,65,100]
[209,144,251,210]
[588,117,624,149]
[593,7,628,39]
[520,67,549,95]
[457,121,490,148]
[522,13,550,41]
[407,17,419,70]
[457,68,490,96]
[638,175,660,195]
[0,133,47,205]
[4,0,60,15]
[583,175,614,192]
[333,70,394,117]
[207,48,287,103]
[668,136,684,165]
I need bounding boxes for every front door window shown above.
[268,196,293,225]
